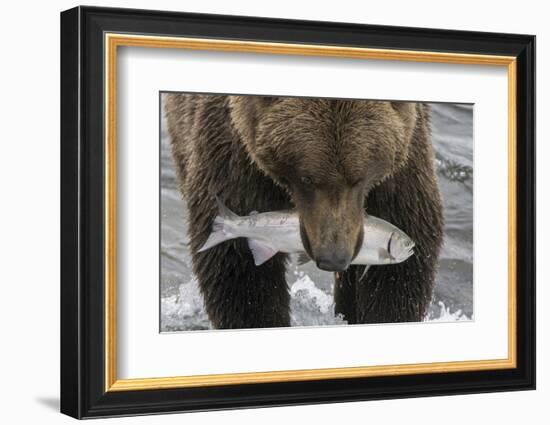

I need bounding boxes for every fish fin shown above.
[247,239,277,266]
[297,252,312,265]
[214,196,240,220]
[359,265,371,281]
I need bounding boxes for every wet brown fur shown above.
[164,93,443,328]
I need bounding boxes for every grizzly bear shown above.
[164,94,443,328]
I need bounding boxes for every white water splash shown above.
[426,301,470,322]
[161,274,469,332]
[289,273,347,327]
[160,278,211,332]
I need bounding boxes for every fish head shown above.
[387,230,415,262]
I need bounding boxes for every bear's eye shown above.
[300,176,314,186]
[279,177,290,187]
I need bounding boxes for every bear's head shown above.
[229,96,418,272]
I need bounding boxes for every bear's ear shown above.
[390,101,416,116]
[390,101,418,135]
[228,96,276,146]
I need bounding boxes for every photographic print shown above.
[160,93,473,331]
[61,8,535,417]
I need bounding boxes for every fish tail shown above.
[197,226,229,252]
[196,197,240,252]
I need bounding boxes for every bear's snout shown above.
[315,251,351,272]
[300,223,363,272]
[297,188,365,272]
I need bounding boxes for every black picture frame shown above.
[60,5,535,419]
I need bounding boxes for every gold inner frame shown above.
[104,33,517,392]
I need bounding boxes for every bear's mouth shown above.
[298,221,314,261]
[353,225,365,259]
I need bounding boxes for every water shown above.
[160,101,473,332]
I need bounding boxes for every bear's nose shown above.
[316,254,350,272]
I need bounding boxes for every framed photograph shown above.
[60,6,535,419]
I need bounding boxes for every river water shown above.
[160,101,473,331]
